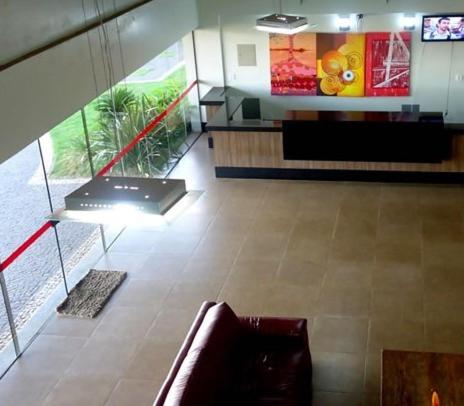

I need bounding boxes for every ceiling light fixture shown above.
[256,0,308,35]
[64,176,187,215]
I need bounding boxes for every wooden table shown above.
[382,349,464,405]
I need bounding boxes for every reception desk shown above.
[204,90,463,183]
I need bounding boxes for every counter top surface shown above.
[206,95,446,132]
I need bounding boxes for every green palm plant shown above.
[58,77,189,177]
[95,87,137,120]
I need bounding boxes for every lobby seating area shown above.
[0,134,464,405]
[154,301,312,405]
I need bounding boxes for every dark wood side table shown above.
[382,349,464,405]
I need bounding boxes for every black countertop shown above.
[200,87,463,133]
[205,95,448,132]
[199,87,227,106]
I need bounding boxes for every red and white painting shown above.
[270,33,317,95]
[365,32,411,97]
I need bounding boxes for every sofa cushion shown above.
[229,335,311,405]
[163,302,243,406]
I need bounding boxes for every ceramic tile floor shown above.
[1,134,464,405]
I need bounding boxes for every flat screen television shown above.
[422,15,464,42]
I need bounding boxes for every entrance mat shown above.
[57,270,127,318]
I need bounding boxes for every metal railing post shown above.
[0,266,20,356]
[81,108,108,252]
[37,140,69,296]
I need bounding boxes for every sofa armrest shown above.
[238,316,308,342]
[154,301,217,406]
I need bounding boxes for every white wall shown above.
[194,0,464,123]
[0,0,199,165]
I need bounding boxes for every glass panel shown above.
[38,125,102,287]
[3,231,64,350]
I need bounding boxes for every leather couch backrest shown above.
[163,302,243,406]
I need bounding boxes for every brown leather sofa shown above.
[154,301,312,405]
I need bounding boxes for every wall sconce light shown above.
[402,13,416,31]
[337,15,352,32]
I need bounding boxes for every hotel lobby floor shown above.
[1,134,464,405]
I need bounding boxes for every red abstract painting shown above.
[365,32,411,97]
[270,33,317,95]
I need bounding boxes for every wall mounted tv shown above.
[422,15,464,41]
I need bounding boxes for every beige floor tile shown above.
[376,222,422,246]
[276,259,327,289]
[419,203,463,223]
[424,291,464,324]
[21,333,84,365]
[424,321,464,353]
[91,306,157,339]
[423,264,464,292]
[106,379,158,406]
[218,282,267,315]
[285,237,330,265]
[375,240,422,265]
[123,340,180,381]
[380,184,421,205]
[42,314,100,338]
[238,234,288,260]
[0,373,60,406]
[371,289,424,321]
[423,240,464,270]
[132,255,188,282]
[364,353,381,394]
[42,374,118,406]
[311,316,368,353]
[372,262,423,292]
[422,219,464,243]
[317,286,370,317]
[167,213,214,235]
[368,318,425,353]
[259,283,317,318]
[109,230,164,253]
[216,197,261,219]
[296,201,339,222]
[248,213,296,237]
[65,336,139,377]
[291,218,336,241]
[324,262,372,291]
[193,233,245,259]
[149,234,202,256]
[330,235,375,263]
[378,202,421,228]
[94,253,150,274]
[312,351,365,393]
[114,279,171,309]
[312,391,362,406]
[162,280,222,311]
[146,306,198,342]
[226,258,280,286]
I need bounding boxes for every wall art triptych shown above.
[270,32,411,97]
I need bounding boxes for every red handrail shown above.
[0,80,198,273]
[0,221,54,272]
